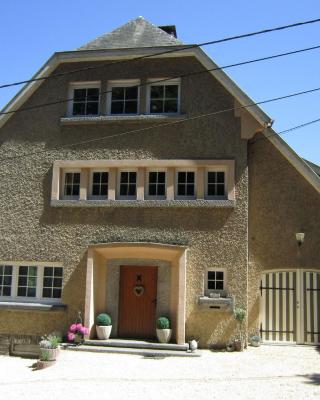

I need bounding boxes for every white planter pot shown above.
[96,325,112,340]
[156,328,172,343]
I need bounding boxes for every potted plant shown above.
[156,317,172,343]
[38,334,61,368]
[233,307,246,351]
[67,323,89,344]
[96,313,112,340]
[250,334,261,347]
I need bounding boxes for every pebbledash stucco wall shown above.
[0,56,250,348]
[247,135,320,333]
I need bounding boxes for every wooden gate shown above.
[118,265,158,339]
[260,270,320,344]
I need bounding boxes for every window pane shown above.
[216,281,224,290]
[120,172,128,183]
[165,85,178,98]
[208,281,215,290]
[93,172,100,184]
[129,172,136,184]
[0,276,2,285]
[29,266,37,276]
[2,286,11,296]
[126,86,138,100]
[177,184,185,196]
[149,172,157,183]
[217,185,225,196]
[44,267,53,277]
[186,184,194,196]
[120,184,127,196]
[73,89,86,101]
[150,100,163,113]
[86,102,99,115]
[151,86,164,99]
[111,101,124,114]
[18,277,27,286]
[112,87,125,100]
[92,184,100,196]
[208,172,216,184]
[87,88,99,102]
[157,184,165,196]
[43,277,52,287]
[164,100,178,113]
[208,271,216,280]
[73,173,80,184]
[217,172,225,183]
[42,288,52,298]
[216,271,224,280]
[149,184,157,196]
[178,172,186,183]
[72,185,80,196]
[17,287,27,296]
[3,276,12,285]
[19,266,28,275]
[53,278,62,288]
[0,266,2,274]
[28,277,37,287]
[101,172,108,183]
[128,184,136,196]
[27,287,36,297]
[100,185,108,196]
[73,102,86,116]
[53,289,62,298]
[187,172,194,183]
[4,266,12,275]
[158,172,166,183]
[124,101,138,114]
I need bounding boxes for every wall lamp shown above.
[296,232,305,247]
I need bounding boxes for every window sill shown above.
[198,295,234,312]
[51,199,235,208]
[0,301,67,311]
[60,114,186,125]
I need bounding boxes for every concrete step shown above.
[63,344,200,357]
[84,339,189,351]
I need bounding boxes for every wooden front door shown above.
[118,265,158,339]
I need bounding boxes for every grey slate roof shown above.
[304,159,320,177]
[78,17,183,50]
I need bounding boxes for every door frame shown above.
[260,268,320,344]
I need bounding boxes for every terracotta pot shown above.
[156,329,172,343]
[39,347,60,361]
[234,339,244,352]
[96,325,112,340]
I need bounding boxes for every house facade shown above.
[0,17,319,352]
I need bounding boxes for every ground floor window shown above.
[0,263,63,302]
[206,269,225,292]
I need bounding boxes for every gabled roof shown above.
[303,159,320,176]
[78,17,182,50]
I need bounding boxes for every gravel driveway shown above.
[0,345,319,400]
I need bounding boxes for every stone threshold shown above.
[84,338,189,351]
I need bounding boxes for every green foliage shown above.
[96,313,112,326]
[156,317,170,329]
[40,350,49,361]
[39,334,61,349]
[234,307,246,323]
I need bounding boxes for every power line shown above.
[1,17,320,90]
[0,86,320,162]
[1,43,320,116]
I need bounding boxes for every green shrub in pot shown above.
[156,317,172,343]
[96,313,112,339]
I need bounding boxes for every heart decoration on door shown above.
[133,285,145,297]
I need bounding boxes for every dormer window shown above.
[68,82,100,116]
[107,80,140,115]
[148,79,180,114]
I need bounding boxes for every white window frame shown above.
[205,268,226,295]
[147,78,181,114]
[89,169,109,200]
[107,80,140,115]
[145,169,167,200]
[117,169,138,200]
[175,169,197,200]
[61,169,81,200]
[67,81,101,117]
[0,262,63,304]
[205,168,228,199]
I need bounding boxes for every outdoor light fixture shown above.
[296,232,305,246]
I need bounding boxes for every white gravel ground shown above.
[0,345,319,400]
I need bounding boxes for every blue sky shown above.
[1,0,320,164]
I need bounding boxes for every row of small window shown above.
[62,170,226,200]
[207,270,224,291]
[0,265,62,300]
[69,80,180,117]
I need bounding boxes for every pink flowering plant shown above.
[67,323,89,342]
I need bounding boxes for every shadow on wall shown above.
[62,252,88,328]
